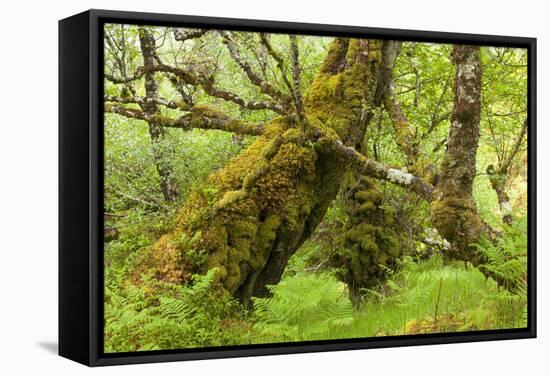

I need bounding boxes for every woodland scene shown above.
[103,23,528,352]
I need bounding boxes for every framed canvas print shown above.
[59,9,536,366]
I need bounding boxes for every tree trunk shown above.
[135,38,391,303]
[138,27,180,202]
[486,166,513,224]
[329,174,402,305]
[326,41,412,305]
[430,45,485,262]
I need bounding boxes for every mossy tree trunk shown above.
[137,38,398,304]
[430,45,486,262]
[330,174,402,305]
[327,42,428,305]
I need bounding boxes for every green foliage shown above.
[473,173,502,229]
[361,256,526,333]
[250,255,526,344]
[475,217,528,293]
[252,273,354,342]
[104,268,249,352]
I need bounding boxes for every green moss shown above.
[304,39,382,141]
[138,118,323,296]
[253,214,282,267]
[360,235,379,252]
[357,201,375,212]
[318,38,349,74]
[430,195,484,261]
[329,177,403,304]
[214,190,249,210]
[189,103,226,119]
[355,190,383,204]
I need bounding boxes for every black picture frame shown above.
[59,8,537,367]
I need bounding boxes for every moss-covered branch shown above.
[383,84,420,162]
[105,103,266,136]
[329,174,404,305]
[487,165,513,224]
[289,35,305,122]
[214,134,284,211]
[107,62,285,114]
[486,117,527,224]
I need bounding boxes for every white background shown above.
[0,0,546,374]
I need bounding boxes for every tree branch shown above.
[174,28,209,41]
[137,64,286,114]
[104,72,141,84]
[374,41,402,106]
[501,117,528,173]
[289,35,305,122]
[317,136,435,201]
[199,76,286,113]
[105,103,265,136]
[259,33,294,94]
[104,95,192,111]
[383,83,420,163]
[220,31,292,108]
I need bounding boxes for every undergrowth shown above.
[104,210,527,351]
[250,252,526,344]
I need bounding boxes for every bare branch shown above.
[104,27,138,94]
[220,31,292,108]
[136,64,286,114]
[501,117,528,173]
[289,35,305,122]
[259,33,294,93]
[425,74,452,137]
[199,76,286,113]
